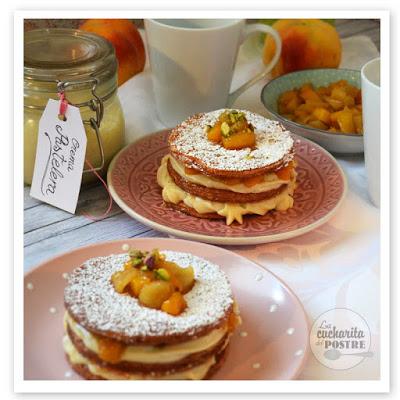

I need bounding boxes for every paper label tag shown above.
[30,99,87,214]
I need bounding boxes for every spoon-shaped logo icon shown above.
[310,308,372,370]
[324,348,374,361]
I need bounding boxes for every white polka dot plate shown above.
[24,238,309,380]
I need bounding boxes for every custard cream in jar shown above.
[24,28,125,185]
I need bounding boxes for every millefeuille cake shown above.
[157,109,296,225]
[63,247,240,380]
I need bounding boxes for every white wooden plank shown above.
[24,186,41,209]
[24,205,73,234]
[24,184,120,234]
[24,208,125,246]
[24,213,155,270]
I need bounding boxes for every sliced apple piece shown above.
[174,266,195,294]
[112,267,140,293]
[138,281,173,309]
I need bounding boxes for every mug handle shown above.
[227,24,282,106]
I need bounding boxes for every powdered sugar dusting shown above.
[64,251,233,339]
[170,109,294,171]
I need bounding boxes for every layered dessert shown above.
[157,109,296,225]
[63,247,240,380]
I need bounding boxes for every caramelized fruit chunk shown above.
[97,336,125,363]
[219,177,242,186]
[161,292,187,316]
[207,122,222,143]
[112,267,140,293]
[222,130,256,150]
[139,281,173,309]
[159,260,180,274]
[111,248,194,316]
[130,275,151,297]
[243,175,264,187]
[173,266,195,294]
[275,165,292,181]
[160,261,194,293]
[206,110,256,150]
[278,80,363,134]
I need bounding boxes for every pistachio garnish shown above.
[154,268,171,281]
[129,249,146,259]
[131,258,143,267]
[206,110,256,150]
[221,122,230,137]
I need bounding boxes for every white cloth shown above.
[118,35,380,380]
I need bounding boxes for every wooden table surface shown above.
[23,19,380,271]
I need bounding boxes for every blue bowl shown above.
[261,68,364,154]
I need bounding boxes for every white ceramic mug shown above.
[361,57,380,207]
[144,19,281,127]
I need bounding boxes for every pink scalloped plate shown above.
[24,238,309,380]
[108,130,346,245]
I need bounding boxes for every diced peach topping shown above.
[97,336,125,364]
[184,166,200,175]
[207,122,222,143]
[275,162,294,181]
[161,292,187,316]
[243,175,264,188]
[206,110,256,150]
[217,175,264,187]
[222,130,256,150]
[219,177,242,186]
[111,248,195,316]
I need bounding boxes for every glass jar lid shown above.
[24,28,117,85]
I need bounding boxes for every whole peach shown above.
[80,19,145,86]
[263,19,342,77]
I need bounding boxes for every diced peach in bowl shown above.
[261,68,364,154]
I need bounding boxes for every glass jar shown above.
[24,28,125,185]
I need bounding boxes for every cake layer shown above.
[167,157,288,203]
[64,251,234,345]
[169,109,294,178]
[168,155,290,194]
[64,334,226,380]
[65,312,229,369]
[158,157,296,225]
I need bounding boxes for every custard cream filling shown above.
[168,155,290,194]
[65,312,227,364]
[63,334,217,380]
[157,156,296,225]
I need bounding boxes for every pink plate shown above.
[108,130,347,245]
[24,238,309,380]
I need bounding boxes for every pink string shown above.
[57,92,113,221]
[81,159,113,221]
[58,92,68,118]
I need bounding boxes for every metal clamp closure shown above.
[57,78,105,173]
